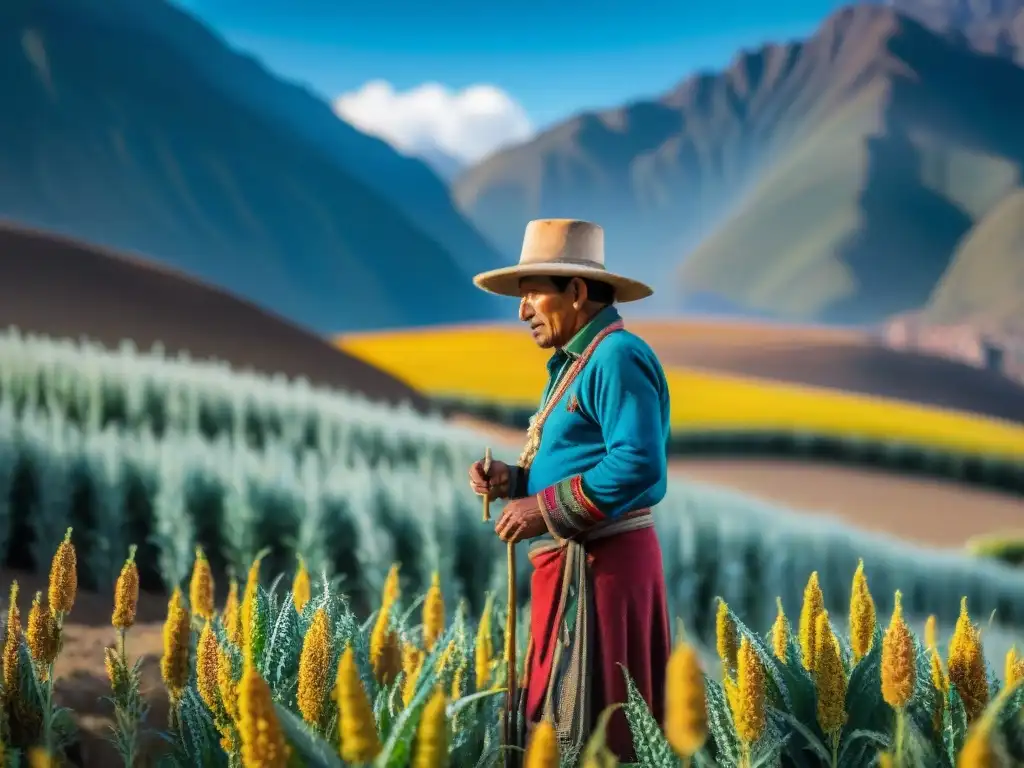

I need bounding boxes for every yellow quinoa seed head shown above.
[105,646,130,700]
[849,559,876,663]
[369,605,402,686]
[189,546,215,621]
[664,642,707,758]
[957,714,996,767]
[474,594,495,691]
[451,664,466,701]
[881,591,916,710]
[877,752,894,768]
[111,545,140,630]
[524,719,560,768]
[799,571,825,672]
[924,614,938,651]
[411,689,449,768]
[223,578,241,645]
[734,637,766,744]
[423,572,445,653]
[27,748,51,768]
[218,646,240,722]
[6,581,19,629]
[435,638,458,675]
[160,587,192,701]
[293,555,312,615]
[771,597,789,662]
[196,620,221,713]
[297,607,332,727]
[26,591,58,668]
[383,563,401,609]
[336,646,382,763]
[948,597,989,722]
[104,646,119,688]
[813,611,847,735]
[3,582,22,701]
[47,527,77,615]
[715,599,739,675]
[238,660,290,767]
[403,643,426,708]
[723,677,740,720]
[931,647,949,695]
[240,553,265,654]
[1004,646,1024,690]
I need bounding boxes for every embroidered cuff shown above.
[537,476,605,539]
[506,466,529,499]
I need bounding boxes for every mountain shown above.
[453,4,1024,323]
[880,0,1024,62]
[413,141,466,182]
[0,0,504,332]
[0,224,428,407]
[922,188,1024,329]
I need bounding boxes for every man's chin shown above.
[529,327,553,348]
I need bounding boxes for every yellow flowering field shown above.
[337,327,1024,462]
[6,531,1024,767]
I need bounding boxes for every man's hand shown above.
[469,458,511,500]
[495,497,549,543]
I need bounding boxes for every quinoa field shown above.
[0,327,1023,764]
[5,538,1024,766]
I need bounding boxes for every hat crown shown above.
[519,219,605,270]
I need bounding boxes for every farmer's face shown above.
[518,277,584,349]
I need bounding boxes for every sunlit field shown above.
[336,325,1024,461]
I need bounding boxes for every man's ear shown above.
[570,277,588,308]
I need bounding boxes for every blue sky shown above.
[173,0,849,163]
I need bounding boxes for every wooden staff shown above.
[505,539,517,762]
[482,447,492,522]
[478,448,518,763]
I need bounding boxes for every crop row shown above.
[0,332,1023,652]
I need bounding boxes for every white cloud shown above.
[333,80,534,166]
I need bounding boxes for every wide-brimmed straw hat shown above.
[472,219,653,303]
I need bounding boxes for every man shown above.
[467,219,671,762]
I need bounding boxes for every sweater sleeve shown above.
[506,465,529,499]
[537,342,668,538]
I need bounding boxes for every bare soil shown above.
[0,223,426,410]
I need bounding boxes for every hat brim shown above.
[472,263,653,303]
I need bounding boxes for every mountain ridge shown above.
[877,0,1024,62]
[63,0,502,278]
[453,3,1024,324]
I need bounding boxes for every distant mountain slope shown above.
[0,0,503,332]
[880,0,1024,62]
[454,5,1024,323]
[0,224,428,407]
[66,0,502,278]
[922,188,1024,328]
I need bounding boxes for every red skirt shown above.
[523,526,671,761]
